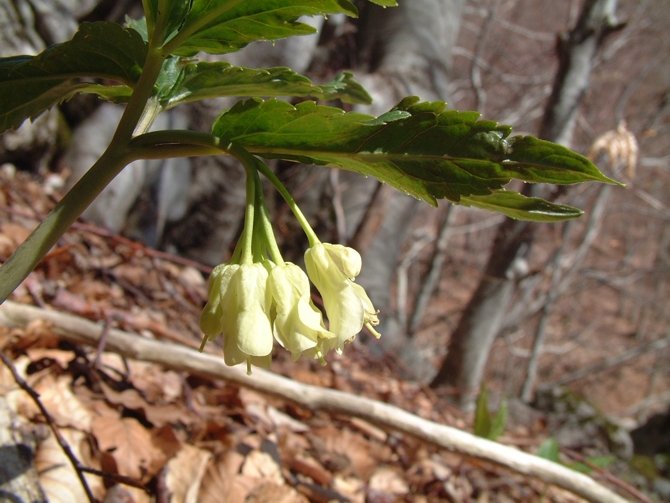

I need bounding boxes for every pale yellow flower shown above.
[200,262,274,372]
[269,263,335,362]
[304,243,380,354]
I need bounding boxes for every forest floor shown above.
[0,167,659,502]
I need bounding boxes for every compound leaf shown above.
[168,0,359,57]
[0,22,146,133]
[213,97,619,207]
[158,60,371,109]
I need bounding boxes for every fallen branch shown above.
[0,301,630,503]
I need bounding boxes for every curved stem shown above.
[253,157,320,247]
[254,169,284,265]
[239,157,256,266]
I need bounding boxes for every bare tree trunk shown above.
[337,1,465,376]
[430,0,622,409]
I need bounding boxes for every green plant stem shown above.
[129,129,225,152]
[0,47,168,304]
[240,156,256,266]
[142,0,156,41]
[229,143,287,264]
[253,169,284,266]
[253,158,320,247]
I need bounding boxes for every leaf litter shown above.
[0,168,606,501]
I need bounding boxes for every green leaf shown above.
[489,397,508,440]
[568,455,616,474]
[368,0,398,5]
[213,97,618,206]
[166,0,359,56]
[154,1,192,45]
[537,438,560,462]
[473,386,507,440]
[0,22,146,133]
[159,60,317,106]
[315,71,373,104]
[461,191,584,222]
[473,386,492,439]
[156,60,371,108]
[505,136,623,186]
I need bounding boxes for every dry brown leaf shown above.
[245,481,309,503]
[23,373,94,431]
[126,360,183,403]
[102,484,136,503]
[0,233,16,257]
[241,449,284,484]
[331,475,365,503]
[368,466,409,496]
[310,425,384,479]
[92,415,165,481]
[13,318,61,350]
[348,417,387,442]
[100,381,148,410]
[1,222,32,246]
[97,352,128,376]
[70,279,116,301]
[150,424,182,468]
[164,444,212,503]
[112,264,160,289]
[25,348,76,369]
[0,354,29,398]
[197,452,252,503]
[287,452,333,487]
[146,403,195,427]
[35,428,105,502]
[266,405,310,433]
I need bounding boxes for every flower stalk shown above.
[200,146,380,372]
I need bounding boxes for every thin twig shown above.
[409,203,456,334]
[521,219,574,402]
[0,350,96,503]
[470,0,501,113]
[79,466,148,492]
[564,449,653,503]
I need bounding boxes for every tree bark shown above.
[338,1,465,374]
[430,0,622,409]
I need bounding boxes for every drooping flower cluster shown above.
[200,243,380,373]
[199,148,380,373]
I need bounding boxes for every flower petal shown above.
[270,263,334,358]
[323,243,362,278]
[305,243,367,347]
[218,264,273,365]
